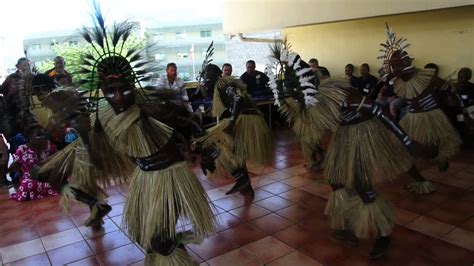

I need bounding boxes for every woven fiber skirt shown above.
[324,117,412,188]
[123,162,215,251]
[400,109,461,161]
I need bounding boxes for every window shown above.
[200,30,212,38]
[31,44,41,50]
[155,53,166,61]
[177,52,188,59]
[175,32,187,39]
[50,41,58,48]
[69,40,78,46]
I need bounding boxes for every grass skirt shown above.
[233,114,273,165]
[123,162,215,251]
[199,114,272,172]
[324,117,412,188]
[145,249,197,266]
[345,196,394,238]
[324,188,351,230]
[400,109,461,161]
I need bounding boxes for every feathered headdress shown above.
[78,1,154,109]
[378,23,413,74]
[266,39,319,108]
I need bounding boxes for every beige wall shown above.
[283,6,474,79]
[223,0,473,34]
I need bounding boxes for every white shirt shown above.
[156,75,188,101]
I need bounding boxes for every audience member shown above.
[455,67,474,107]
[8,124,58,201]
[156,63,192,112]
[309,58,330,79]
[344,63,358,87]
[222,63,233,77]
[357,63,379,99]
[240,60,270,97]
[45,56,73,86]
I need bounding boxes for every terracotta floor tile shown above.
[394,208,420,225]
[405,216,455,238]
[111,215,124,228]
[86,230,131,254]
[406,255,442,266]
[96,243,144,265]
[0,238,45,264]
[278,188,315,203]
[66,256,101,266]
[442,227,474,251]
[248,188,274,201]
[201,181,217,191]
[36,217,77,237]
[241,236,295,263]
[396,195,437,215]
[280,165,309,177]
[260,182,294,194]
[272,160,294,170]
[220,223,266,247]
[33,208,69,224]
[300,183,332,199]
[107,203,125,218]
[213,196,249,211]
[275,204,313,223]
[70,212,91,227]
[207,188,233,201]
[0,224,40,248]
[229,204,271,222]
[78,218,119,239]
[267,250,322,266]
[67,202,91,216]
[255,196,294,212]
[107,193,126,205]
[215,212,242,232]
[47,241,94,265]
[4,252,50,266]
[250,213,293,234]
[300,237,348,265]
[299,196,328,212]
[188,233,238,260]
[419,238,474,265]
[426,206,473,226]
[41,228,84,251]
[250,176,277,188]
[459,216,474,232]
[207,248,260,266]
[280,175,312,188]
[0,206,30,221]
[187,248,205,264]
[259,171,294,181]
[0,212,32,234]
[272,225,315,249]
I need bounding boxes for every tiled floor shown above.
[1,128,474,265]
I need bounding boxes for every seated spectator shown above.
[8,124,58,201]
[45,56,73,86]
[455,67,474,108]
[222,63,233,77]
[357,63,379,99]
[309,58,330,79]
[156,63,192,112]
[344,63,358,87]
[240,60,270,97]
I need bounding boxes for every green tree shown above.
[37,35,147,85]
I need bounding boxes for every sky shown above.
[0,0,223,68]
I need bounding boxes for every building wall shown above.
[283,6,474,80]
[223,0,472,34]
[225,31,281,76]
